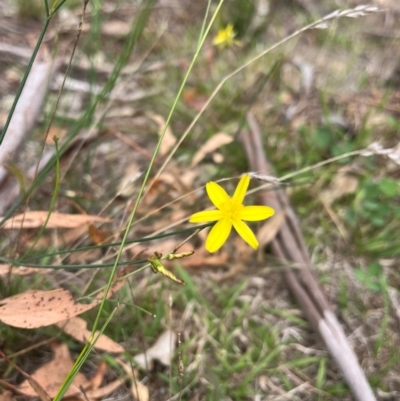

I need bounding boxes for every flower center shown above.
[220,199,243,219]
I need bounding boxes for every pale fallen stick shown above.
[0,52,60,186]
[240,112,376,401]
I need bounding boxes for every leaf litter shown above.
[0,211,111,229]
[0,264,131,328]
[133,330,176,370]
[0,288,100,329]
[56,317,124,353]
[17,342,90,398]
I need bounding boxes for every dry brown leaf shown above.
[56,317,124,353]
[116,162,142,198]
[130,373,149,401]
[90,361,107,391]
[117,361,149,401]
[0,211,111,229]
[102,20,131,37]
[320,171,358,206]
[17,377,51,401]
[145,171,181,204]
[180,170,197,188]
[144,177,164,205]
[134,330,176,370]
[0,391,15,401]
[0,350,51,401]
[191,132,233,167]
[86,378,127,399]
[257,210,286,247]
[212,152,224,164]
[233,236,253,261]
[0,288,101,328]
[24,225,89,250]
[148,113,176,156]
[45,126,67,144]
[0,265,53,276]
[0,255,130,330]
[88,224,108,245]
[17,342,90,398]
[182,87,208,111]
[319,196,349,240]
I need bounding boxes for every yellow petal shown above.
[212,34,224,46]
[212,24,235,47]
[205,218,232,253]
[189,210,223,223]
[206,181,230,209]
[239,205,275,221]
[232,218,258,249]
[232,174,250,204]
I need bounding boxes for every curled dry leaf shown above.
[0,289,101,329]
[134,330,176,370]
[117,360,149,401]
[1,348,50,401]
[0,211,111,229]
[88,224,108,245]
[257,210,286,247]
[90,361,107,391]
[148,113,177,156]
[191,132,233,167]
[102,20,131,38]
[182,86,208,111]
[130,376,149,401]
[180,170,197,188]
[320,172,358,206]
[86,378,127,399]
[17,342,90,398]
[24,225,89,251]
[56,316,124,353]
[116,162,142,198]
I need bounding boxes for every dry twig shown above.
[240,112,376,401]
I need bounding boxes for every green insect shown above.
[148,250,194,285]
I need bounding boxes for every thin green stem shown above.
[197,0,212,51]
[53,308,117,401]
[43,0,49,16]
[0,257,144,269]
[91,0,225,345]
[50,0,68,15]
[21,138,61,259]
[20,223,211,263]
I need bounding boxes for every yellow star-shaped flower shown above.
[189,174,275,253]
[212,24,241,49]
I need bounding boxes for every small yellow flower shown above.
[189,174,275,253]
[212,24,241,49]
